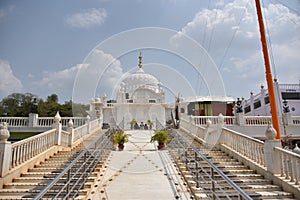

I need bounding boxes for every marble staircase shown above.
[170,130,297,200]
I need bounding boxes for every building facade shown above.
[242,80,300,116]
[89,53,170,129]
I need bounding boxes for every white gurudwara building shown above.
[89,52,171,129]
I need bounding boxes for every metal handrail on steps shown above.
[33,129,114,200]
[168,130,252,200]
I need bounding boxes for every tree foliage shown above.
[0,93,88,117]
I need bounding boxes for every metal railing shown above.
[33,129,114,200]
[168,130,252,200]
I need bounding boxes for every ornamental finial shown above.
[138,52,143,68]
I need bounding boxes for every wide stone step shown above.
[35,162,71,167]
[197,178,272,185]
[21,171,53,177]
[0,196,32,200]
[183,163,249,170]
[0,189,38,196]
[3,182,46,190]
[200,184,282,192]
[13,177,52,183]
[192,190,294,200]
[28,167,64,172]
[248,190,294,199]
[41,160,70,164]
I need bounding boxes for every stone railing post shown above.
[264,123,281,174]
[204,119,212,138]
[28,113,38,127]
[52,112,62,145]
[189,116,194,134]
[86,115,91,134]
[218,113,225,127]
[67,119,74,147]
[282,113,292,125]
[235,113,244,125]
[0,122,12,177]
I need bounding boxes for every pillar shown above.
[67,119,74,147]
[52,111,62,145]
[28,113,38,127]
[86,115,91,134]
[235,113,244,125]
[0,122,12,177]
[264,124,281,174]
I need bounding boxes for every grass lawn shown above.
[9,132,40,140]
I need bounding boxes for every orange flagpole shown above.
[255,0,281,140]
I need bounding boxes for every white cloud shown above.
[39,64,85,91]
[72,50,124,102]
[65,8,107,28]
[0,60,22,99]
[35,51,123,103]
[0,5,14,19]
[172,0,300,97]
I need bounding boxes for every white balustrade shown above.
[10,129,57,169]
[193,116,218,126]
[179,117,190,131]
[192,116,235,126]
[37,117,86,127]
[90,118,100,130]
[0,117,29,127]
[244,116,271,125]
[74,124,88,141]
[61,117,86,127]
[221,128,265,166]
[37,117,53,127]
[60,130,70,147]
[275,147,300,185]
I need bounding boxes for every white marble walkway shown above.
[88,130,191,200]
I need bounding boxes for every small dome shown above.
[95,97,101,102]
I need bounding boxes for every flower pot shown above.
[118,144,124,151]
[157,143,166,150]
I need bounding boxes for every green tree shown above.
[47,94,59,103]
[1,93,89,117]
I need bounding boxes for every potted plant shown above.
[113,131,130,151]
[150,130,170,150]
[129,118,137,130]
[147,119,153,130]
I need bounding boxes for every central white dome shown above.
[116,52,165,103]
[122,68,159,88]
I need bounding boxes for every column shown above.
[0,122,12,177]
[52,111,62,145]
[67,119,74,147]
[264,123,281,174]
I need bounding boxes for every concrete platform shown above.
[88,130,191,200]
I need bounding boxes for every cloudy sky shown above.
[0,0,299,103]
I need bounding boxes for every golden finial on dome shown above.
[138,52,143,68]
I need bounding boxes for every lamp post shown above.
[236,98,243,113]
[282,99,290,147]
[30,97,38,114]
[283,99,290,113]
